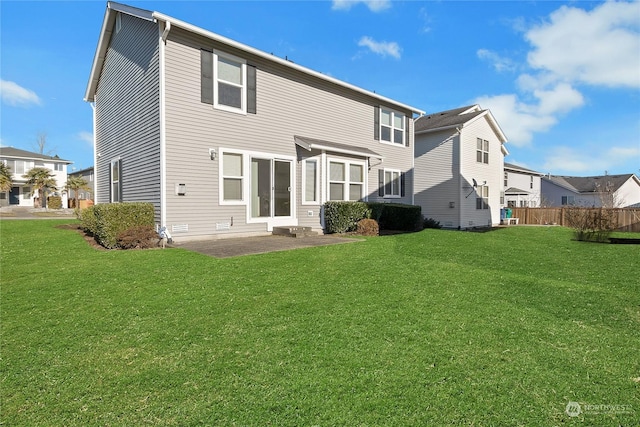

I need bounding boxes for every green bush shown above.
[423,217,442,229]
[373,203,423,231]
[93,203,155,249]
[46,196,62,210]
[324,201,371,234]
[78,205,98,236]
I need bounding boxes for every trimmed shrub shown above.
[357,218,379,236]
[374,203,423,231]
[93,203,155,249]
[78,205,98,236]
[324,201,371,234]
[423,217,442,229]
[117,225,159,249]
[47,196,62,210]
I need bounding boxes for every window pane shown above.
[223,153,242,176]
[381,127,391,142]
[218,56,242,84]
[477,151,483,163]
[305,160,317,202]
[329,183,343,200]
[477,138,483,150]
[218,82,242,108]
[224,178,242,200]
[392,172,400,195]
[384,171,392,195]
[483,140,489,151]
[349,184,362,201]
[394,113,404,129]
[111,162,119,181]
[394,129,403,144]
[330,162,344,181]
[483,152,489,164]
[381,109,391,126]
[349,164,363,183]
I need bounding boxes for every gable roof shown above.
[504,162,544,176]
[85,2,424,116]
[543,174,638,194]
[414,104,507,144]
[0,147,71,163]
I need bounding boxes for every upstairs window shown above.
[477,138,489,164]
[54,163,64,172]
[201,50,257,114]
[377,108,406,146]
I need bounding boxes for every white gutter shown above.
[158,20,170,228]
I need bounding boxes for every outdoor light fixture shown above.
[209,148,217,160]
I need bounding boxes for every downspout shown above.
[91,101,98,205]
[455,126,463,229]
[158,20,170,230]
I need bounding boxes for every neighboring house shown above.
[0,147,71,208]
[414,105,508,229]
[85,2,424,241]
[542,173,640,208]
[503,162,544,207]
[68,166,95,203]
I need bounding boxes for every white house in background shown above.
[414,105,508,229]
[68,166,95,203]
[541,173,640,208]
[503,162,544,207]
[0,147,72,208]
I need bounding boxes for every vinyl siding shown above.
[414,129,461,228]
[162,27,414,239]
[505,170,541,207]
[459,117,504,227]
[94,13,161,219]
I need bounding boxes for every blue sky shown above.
[1,0,639,176]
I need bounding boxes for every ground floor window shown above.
[476,185,489,210]
[110,159,122,203]
[329,160,364,201]
[222,152,244,202]
[302,159,319,204]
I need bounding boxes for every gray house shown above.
[414,105,508,229]
[85,2,424,241]
[542,174,640,208]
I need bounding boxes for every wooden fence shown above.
[509,207,640,232]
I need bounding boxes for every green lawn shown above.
[1,220,638,426]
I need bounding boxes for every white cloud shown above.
[476,49,517,72]
[357,36,401,59]
[77,131,94,147]
[475,1,639,147]
[0,79,42,107]
[332,0,391,12]
[542,144,640,174]
[526,1,640,88]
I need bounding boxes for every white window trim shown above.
[476,185,489,210]
[110,158,121,203]
[379,108,406,147]
[213,50,247,115]
[326,158,367,202]
[383,168,402,198]
[219,149,245,206]
[477,138,489,164]
[302,158,320,205]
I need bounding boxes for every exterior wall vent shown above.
[172,224,188,233]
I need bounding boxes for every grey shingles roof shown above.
[0,147,71,163]
[414,105,484,133]
[545,174,635,194]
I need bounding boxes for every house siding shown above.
[459,117,503,228]
[94,12,161,219]
[414,129,461,228]
[504,168,541,207]
[162,27,414,239]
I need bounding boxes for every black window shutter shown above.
[405,116,410,147]
[401,172,406,197]
[247,64,257,114]
[378,169,384,197]
[118,159,123,202]
[201,49,214,105]
[374,106,380,140]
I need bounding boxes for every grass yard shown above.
[1,220,638,426]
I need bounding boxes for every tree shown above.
[64,175,90,209]
[33,132,56,156]
[23,167,57,208]
[0,162,13,193]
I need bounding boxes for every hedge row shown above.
[79,203,155,249]
[324,201,422,234]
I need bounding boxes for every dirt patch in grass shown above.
[56,223,107,251]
